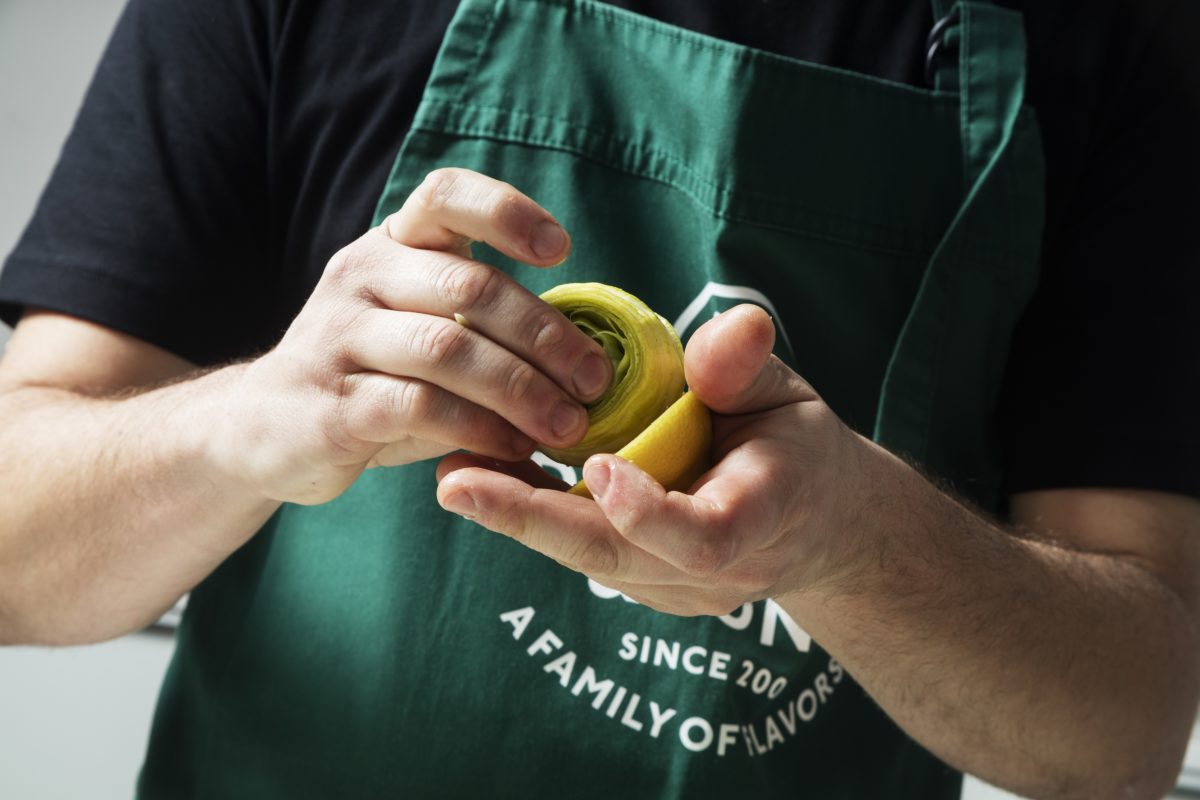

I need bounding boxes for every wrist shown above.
[781,425,927,602]
[780,428,989,632]
[183,361,282,510]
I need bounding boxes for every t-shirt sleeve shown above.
[1000,0,1200,499]
[0,0,277,366]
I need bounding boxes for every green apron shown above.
[139,0,1044,796]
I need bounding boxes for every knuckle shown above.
[614,499,652,540]
[415,168,462,213]
[323,244,368,286]
[483,184,527,227]
[528,311,567,360]
[493,495,532,544]
[332,369,356,407]
[326,301,368,360]
[503,361,538,405]
[573,537,620,577]
[706,502,744,544]
[331,374,381,441]
[415,318,470,370]
[440,260,504,312]
[392,379,437,426]
[360,383,403,436]
[316,375,362,456]
[379,211,402,241]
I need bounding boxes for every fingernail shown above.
[585,459,611,500]
[530,221,566,259]
[442,488,477,518]
[550,401,584,440]
[573,353,610,399]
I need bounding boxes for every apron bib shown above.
[140,1,1044,797]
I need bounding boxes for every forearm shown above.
[780,441,1200,799]
[0,365,279,645]
[437,304,1200,795]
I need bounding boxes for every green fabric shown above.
[138,1,1044,797]
[875,1,1040,503]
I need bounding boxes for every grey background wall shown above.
[0,2,177,798]
[1,0,129,347]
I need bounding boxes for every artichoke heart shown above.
[538,282,685,466]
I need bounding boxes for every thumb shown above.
[684,304,817,414]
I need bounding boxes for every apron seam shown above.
[455,0,500,106]
[418,103,926,246]
[424,117,917,256]
[960,4,974,194]
[414,104,1040,273]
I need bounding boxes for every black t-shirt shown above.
[2,0,1198,499]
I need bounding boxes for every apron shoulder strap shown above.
[874,0,1034,472]
[927,1,1027,189]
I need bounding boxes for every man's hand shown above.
[434,303,859,613]
[434,303,1200,799]
[214,168,612,505]
[0,168,612,643]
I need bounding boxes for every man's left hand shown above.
[435,304,867,615]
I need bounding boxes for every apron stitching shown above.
[428,123,1031,276]
[916,279,952,464]
[418,101,893,232]
[456,0,500,106]
[425,100,823,202]
[414,103,1039,272]
[960,4,973,195]
[425,118,930,254]
[883,4,1035,471]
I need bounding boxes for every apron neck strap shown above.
[874,0,1032,461]
[927,1,1028,189]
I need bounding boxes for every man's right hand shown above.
[0,168,610,643]
[214,168,612,505]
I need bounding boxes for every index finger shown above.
[376,169,612,403]
[436,464,691,586]
[357,244,613,404]
[382,167,571,266]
